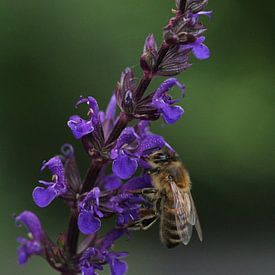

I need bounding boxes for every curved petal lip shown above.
[32,187,57,208]
[15,211,44,240]
[112,155,138,180]
[78,211,101,235]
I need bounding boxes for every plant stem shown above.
[135,42,169,100]
[81,158,105,194]
[60,271,78,275]
[66,205,79,257]
[105,112,130,146]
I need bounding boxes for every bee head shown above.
[146,147,177,166]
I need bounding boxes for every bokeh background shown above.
[1,0,274,274]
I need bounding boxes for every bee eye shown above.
[153,153,167,162]
[168,175,174,181]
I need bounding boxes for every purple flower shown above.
[80,229,128,275]
[78,187,104,235]
[140,33,158,72]
[111,125,166,179]
[68,96,100,139]
[105,251,128,275]
[115,68,136,114]
[152,78,185,124]
[80,247,104,275]
[15,211,45,265]
[109,193,146,227]
[111,127,139,179]
[100,174,122,191]
[181,36,210,60]
[32,156,67,207]
[105,175,152,227]
[99,94,118,140]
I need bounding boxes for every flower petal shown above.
[153,78,185,100]
[135,120,150,137]
[105,94,117,121]
[101,229,126,251]
[162,104,184,124]
[109,257,128,275]
[67,115,94,139]
[32,186,57,208]
[112,154,138,179]
[192,42,210,60]
[115,127,139,150]
[17,246,28,265]
[15,211,44,240]
[81,266,96,275]
[144,33,158,52]
[120,175,152,192]
[78,211,101,235]
[136,134,166,156]
[41,156,64,176]
[102,174,122,191]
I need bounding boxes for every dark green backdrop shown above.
[1,0,274,274]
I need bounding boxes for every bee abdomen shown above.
[160,207,186,248]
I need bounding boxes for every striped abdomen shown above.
[160,199,187,248]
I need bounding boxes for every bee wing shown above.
[170,182,202,244]
[188,191,203,242]
[169,182,192,245]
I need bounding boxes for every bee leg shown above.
[119,208,158,231]
[126,215,159,231]
[130,188,158,194]
[139,215,159,230]
[129,188,158,202]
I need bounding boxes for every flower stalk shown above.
[15,1,212,274]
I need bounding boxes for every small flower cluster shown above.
[15,1,211,274]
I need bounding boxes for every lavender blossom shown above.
[16,1,212,274]
[111,125,166,179]
[78,187,103,234]
[15,211,46,264]
[67,96,100,140]
[32,156,67,207]
[152,78,186,124]
[80,229,128,275]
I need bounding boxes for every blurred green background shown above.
[1,0,274,274]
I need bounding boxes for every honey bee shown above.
[129,147,202,248]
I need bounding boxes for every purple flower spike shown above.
[78,187,103,234]
[32,156,66,208]
[68,96,100,139]
[152,78,185,124]
[15,211,45,264]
